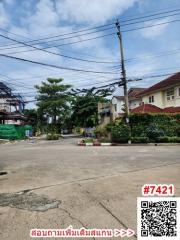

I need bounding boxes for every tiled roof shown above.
[113,88,146,101]
[163,107,180,113]
[131,104,180,113]
[140,72,180,95]
[113,96,124,100]
[131,104,163,113]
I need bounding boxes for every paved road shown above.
[0,139,180,239]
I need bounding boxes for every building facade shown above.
[112,88,146,117]
[132,72,180,113]
[0,82,25,124]
[141,72,180,111]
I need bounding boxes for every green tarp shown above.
[0,125,32,140]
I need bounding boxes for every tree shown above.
[71,87,113,128]
[35,78,72,132]
[23,108,38,126]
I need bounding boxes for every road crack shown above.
[59,207,96,240]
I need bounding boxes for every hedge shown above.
[109,113,180,143]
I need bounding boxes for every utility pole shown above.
[116,20,130,120]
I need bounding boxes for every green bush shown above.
[156,136,169,143]
[131,125,147,137]
[130,113,179,138]
[176,127,180,137]
[84,138,94,143]
[146,123,165,141]
[94,125,108,138]
[156,136,180,143]
[111,124,130,143]
[105,123,114,132]
[75,127,81,134]
[46,134,59,140]
[131,137,149,143]
[104,113,180,143]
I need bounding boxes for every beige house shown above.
[140,72,180,109]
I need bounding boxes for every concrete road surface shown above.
[0,138,180,240]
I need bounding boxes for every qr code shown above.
[137,197,180,240]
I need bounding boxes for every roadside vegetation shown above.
[23,78,180,143]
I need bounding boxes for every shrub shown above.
[131,137,149,143]
[94,125,108,138]
[46,134,59,140]
[131,125,147,137]
[105,123,114,132]
[111,124,130,143]
[75,127,81,134]
[100,138,111,143]
[167,137,180,143]
[156,136,180,143]
[146,123,165,141]
[155,136,169,143]
[176,127,180,137]
[129,113,180,137]
[84,138,94,143]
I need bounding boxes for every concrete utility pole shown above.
[116,20,130,119]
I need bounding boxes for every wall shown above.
[164,85,180,107]
[142,91,164,108]
[112,97,124,116]
[142,85,180,109]
[175,86,180,107]
[129,99,142,110]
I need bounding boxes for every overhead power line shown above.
[1,18,179,59]
[2,32,116,53]
[1,7,180,50]
[124,49,180,63]
[0,32,119,64]
[121,12,180,27]
[21,71,179,103]
[128,72,179,81]
[122,18,180,33]
[0,26,115,51]
[120,8,180,23]
[0,53,118,74]
[1,11,178,52]
[0,11,179,54]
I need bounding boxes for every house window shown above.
[114,104,117,111]
[166,88,174,101]
[149,96,154,103]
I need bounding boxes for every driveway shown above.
[0,138,180,239]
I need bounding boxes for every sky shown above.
[0,0,180,108]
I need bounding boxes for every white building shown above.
[112,88,146,117]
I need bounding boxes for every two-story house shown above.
[132,72,180,113]
[112,87,146,117]
[98,88,147,125]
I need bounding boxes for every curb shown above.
[78,143,180,146]
[78,142,112,146]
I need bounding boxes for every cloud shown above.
[25,0,59,36]
[56,0,136,25]
[2,0,178,109]
[0,2,10,27]
[140,18,170,39]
